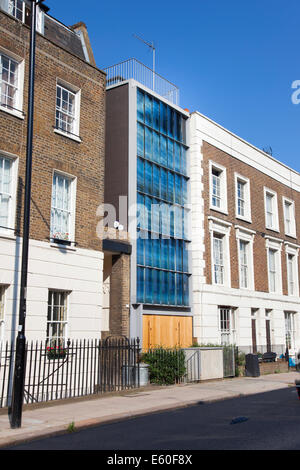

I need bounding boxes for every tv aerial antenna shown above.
[133,34,156,89]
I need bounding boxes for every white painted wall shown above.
[189,112,300,356]
[0,236,104,343]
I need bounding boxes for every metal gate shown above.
[223,345,235,377]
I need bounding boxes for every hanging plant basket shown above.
[46,346,67,360]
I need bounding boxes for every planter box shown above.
[259,360,289,375]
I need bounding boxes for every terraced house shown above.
[0,1,106,343]
[190,111,300,357]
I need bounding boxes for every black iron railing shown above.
[0,337,140,408]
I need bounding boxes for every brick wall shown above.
[0,11,106,251]
[202,140,300,295]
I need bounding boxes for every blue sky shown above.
[48,0,300,171]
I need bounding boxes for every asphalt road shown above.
[5,387,300,450]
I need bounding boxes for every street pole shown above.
[9,0,38,429]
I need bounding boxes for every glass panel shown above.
[145,268,153,303]
[153,237,160,268]
[169,204,175,237]
[169,238,176,271]
[167,140,174,169]
[137,267,145,303]
[137,193,144,230]
[153,131,160,164]
[137,123,145,157]
[137,236,144,265]
[160,203,169,237]
[145,236,152,267]
[153,269,160,304]
[176,239,183,272]
[182,177,188,204]
[145,195,152,231]
[183,274,189,305]
[181,146,187,175]
[174,206,182,239]
[175,173,181,205]
[167,106,174,138]
[145,127,153,160]
[161,238,169,270]
[137,88,144,122]
[168,171,174,203]
[169,272,176,305]
[160,101,167,134]
[183,208,189,240]
[176,273,183,305]
[183,242,189,273]
[174,142,181,172]
[160,135,167,167]
[151,201,160,233]
[153,98,160,131]
[160,168,167,201]
[152,165,160,197]
[144,160,152,194]
[137,158,144,192]
[174,112,179,141]
[145,93,152,127]
[161,270,169,304]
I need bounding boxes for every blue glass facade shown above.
[136,88,190,306]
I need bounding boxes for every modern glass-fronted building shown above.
[136,88,190,307]
[104,59,192,348]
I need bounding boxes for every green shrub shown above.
[141,348,186,385]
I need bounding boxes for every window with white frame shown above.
[239,240,249,288]
[266,238,282,294]
[213,234,224,285]
[0,285,6,340]
[210,162,227,213]
[235,174,251,221]
[236,226,255,290]
[209,217,231,287]
[55,82,80,138]
[47,290,68,346]
[0,51,24,115]
[219,306,236,345]
[50,172,76,244]
[283,198,296,238]
[264,188,279,231]
[5,1,44,32]
[0,155,17,233]
[285,311,295,350]
[285,244,299,297]
[268,249,276,292]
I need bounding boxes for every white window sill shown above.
[236,215,252,224]
[50,242,77,252]
[285,232,297,239]
[0,231,16,241]
[210,205,228,216]
[0,106,24,120]
[265,226,280,233]
[54,128,82,143]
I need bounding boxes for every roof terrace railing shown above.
[103,58,179,106]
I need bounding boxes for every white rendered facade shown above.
[190,111,300,356]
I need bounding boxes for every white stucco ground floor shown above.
[193,285,300,357]
[0,237,104,343]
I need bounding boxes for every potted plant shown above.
[46,345,67,360]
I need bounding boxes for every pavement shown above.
[0,371,298,449]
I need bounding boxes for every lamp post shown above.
[9,0,45,429]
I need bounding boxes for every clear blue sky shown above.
[47,0,300,171]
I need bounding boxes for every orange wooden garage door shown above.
[143,315,193,350]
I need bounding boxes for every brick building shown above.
[0,2,106,343]
[190,111,300,356]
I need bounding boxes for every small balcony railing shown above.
[103,58,179,105]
